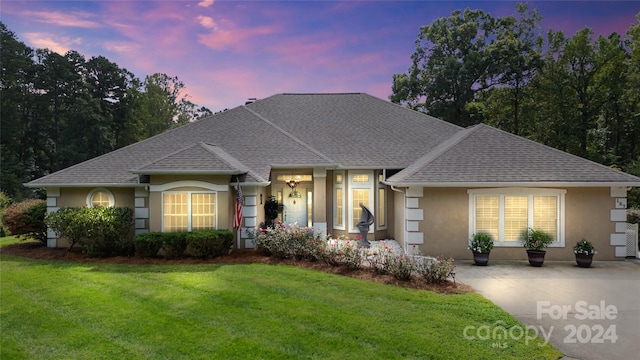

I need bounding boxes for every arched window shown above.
[86,188,115,207]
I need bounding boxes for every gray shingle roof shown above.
[386,124,640,186]
[26,93,640,187]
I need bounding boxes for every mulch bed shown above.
[1,241,473,294]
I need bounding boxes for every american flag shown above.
[233,184,243,230]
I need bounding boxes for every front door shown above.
[282,186,308,226]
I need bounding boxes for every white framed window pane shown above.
[164,193,188,232]
[336,174,343,184]
[504,196,528,241]
[534,196,557,241]
[336,188,343,227]
[352,174,369,183]
[475,196,499,241]
[191,193,216,230]
[91,192,110,207]
[378,188,386,227]
[352,189,369,229]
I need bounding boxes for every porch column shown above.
[313,167,327,238]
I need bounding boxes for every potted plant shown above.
[573,239,596,268]
[469,232,494,266]
[520,228,554,267]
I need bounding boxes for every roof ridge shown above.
[131,142,200,172]
[389,125,482,182]
[200,142,267,182]
[243,106,338,166]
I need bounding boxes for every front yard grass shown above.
[0,240,562,359]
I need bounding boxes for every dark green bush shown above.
[3,199,47,245]
[186,229,234,258]
[161,232,188,259]
[133,232,165,257]
[134,230,234,259]
[45,207,134,257]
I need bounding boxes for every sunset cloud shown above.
[22,33,82,54]
[197,25,279,52]
[198,0,214,8]
[23,10,100,28]
[197,15,218,30]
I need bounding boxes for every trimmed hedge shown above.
[134,229,234,259]
[45,206,134,257]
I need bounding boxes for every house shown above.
[26,93,640,260]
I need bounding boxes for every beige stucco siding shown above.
[420,188,469,259]
[56,187,135,208]
[414,187,619,261]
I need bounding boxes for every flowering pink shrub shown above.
[248,222,321,259]
[414,256,455,284]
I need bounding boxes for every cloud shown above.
[22,33,81,54]
[197,15,218,30]
[198,0,215,8]
[22,10,100,28]
[197,25,279,52]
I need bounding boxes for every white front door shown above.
[282,187,307,226]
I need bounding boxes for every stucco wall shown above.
[414,187,619,261]
[56,187,135,208]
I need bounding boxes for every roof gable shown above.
[387,124,640,186]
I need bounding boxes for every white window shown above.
[348,171,374,233]
[333,171,345,230]
[86,188,115,207]
[377,172,387,229]
[468,188,565,247]
[163,192,217,232]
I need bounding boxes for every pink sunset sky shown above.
[2,1,639,112]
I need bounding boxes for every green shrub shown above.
[386,254,414,281]
[3,199,47,245]
[186,230,234,258]
[161,232,188,259]
[414,256,455,284]
[249,222,321,260]
[320,238,363,269]
[133,232,165,257]
[45,207,134,257]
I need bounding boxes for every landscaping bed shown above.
[1,240,472,294]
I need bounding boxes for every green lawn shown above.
[0,239,562,359]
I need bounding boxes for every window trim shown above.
[86,188,115,207]
[348,170,374,233]
[468,188,566,247]
[377,172,387,229]
[333,171,345,230]
[162,190,218,232]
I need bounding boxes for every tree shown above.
[391,8,499,126]
[134,73,212,138]
[0,22,37,200]
[483,3,543,136]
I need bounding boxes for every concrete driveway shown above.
[455,259,640,360]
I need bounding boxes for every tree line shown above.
[1,22,212,200]
[391,4,640,207]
